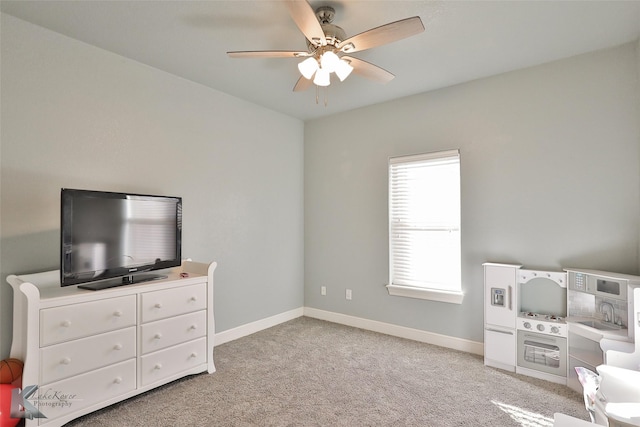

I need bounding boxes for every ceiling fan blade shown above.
[342,56,394,84]
[227,50,310,58]
[285,0,326,47]
[337,16,424,54]
[293,76,313,92]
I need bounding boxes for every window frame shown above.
[386,149,463,304]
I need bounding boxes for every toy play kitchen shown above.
[486,263,640,426]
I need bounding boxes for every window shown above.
[387,149,463,304]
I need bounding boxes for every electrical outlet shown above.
[346,289,352,300]
[321,286,326,296]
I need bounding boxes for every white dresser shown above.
[7,260,216,427]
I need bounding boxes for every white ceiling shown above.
[2,1,640,121]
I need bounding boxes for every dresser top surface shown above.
[8,263,210,304]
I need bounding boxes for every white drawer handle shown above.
[154,363,162,370]
[189,296,197,302]
[189,325,197,331]
[113,377,122,384]
[61,357,72,365]
[190,352,198,358]
[61,320,72,328]
[154,303,162,309]
[113,343,123,350]
[154,333,162,340]
[113,310,123,317]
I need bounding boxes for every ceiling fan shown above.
[227,0,425,99]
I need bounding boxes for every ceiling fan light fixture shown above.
[320,51,340,73]
[335,59,354,81]
[313,67,331,86]
[298,57,319,79]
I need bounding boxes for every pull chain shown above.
[314,85,329,107]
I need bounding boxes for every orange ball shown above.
[0,383,21,427]
[0,359,23,384]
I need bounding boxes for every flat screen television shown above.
[61,188,182,290]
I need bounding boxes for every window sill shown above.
[386,284,464,304]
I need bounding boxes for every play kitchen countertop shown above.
[566,316,630,342]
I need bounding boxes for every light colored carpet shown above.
[66,317,589,426]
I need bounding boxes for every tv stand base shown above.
[78,273,167,290]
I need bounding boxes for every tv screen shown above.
[61,188,182,290]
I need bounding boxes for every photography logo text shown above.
[11,385,82,419]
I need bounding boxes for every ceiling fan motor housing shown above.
[306,6,346,50]
[315,6,335,24]
[322,23,346,45]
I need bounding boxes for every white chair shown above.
[594,365,640,426]
[605,404,640,427]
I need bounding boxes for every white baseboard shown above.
[214,306,483,356]
[303,307,484,356]
[214,307,304,346]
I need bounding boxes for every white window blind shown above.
[388,150,461,298]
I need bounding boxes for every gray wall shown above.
[0,14,305,359]
[304,42,640,344]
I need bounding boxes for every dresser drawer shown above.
[41,327,136,385]
[140,337,206,387]
[40,295,136,346]
[38,358,136,424]
[140,310,206,355]
[140,282,207,323]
